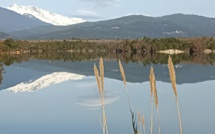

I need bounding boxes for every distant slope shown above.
[0,7,49,33]
[7,4,86,26]
[10,14,215,39]
[159,14,215,36]
[0,32,11,39]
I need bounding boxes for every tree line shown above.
[0,37,215,54]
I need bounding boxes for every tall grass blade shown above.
[149,67,154,134]
[100,58,104,91]
[168,56,183,134]
[94,64,102,97]
[94,59,108,134]
[168,56,178,100]
[141,115,146,134]
[150,67,161,134]
[131,109,139,134]
[119,60,126,86]
[119,59,140,134]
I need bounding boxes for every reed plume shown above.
[149,66,161,134]
[150,67,158,109]
[100,58,104,91]
[168,56,183,134]
[119,60,126,86]
[168,56,178,100]
[94,64,102,97]
[94,59,108,134]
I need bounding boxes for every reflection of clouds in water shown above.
[76,94,120,108]
[7,72,85,93]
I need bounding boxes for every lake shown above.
[0,57,215,134]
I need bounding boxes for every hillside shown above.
[8,14,215,39]
[0,7,49,33]
[0,32,11,39]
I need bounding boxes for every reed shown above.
[119,59,141,134]
[168,56,178,100]
[100,58,104,91]
[149,66,161,134]
[131,110,139,134]
[138,111,142,134]
[92,57,184,134]
[141,115,146,134]
[94,64,102,97]
[138,111,146,134]
[119,60,126,86]
[94,59,108,134]
[168,56,183,134]
[149,66,154,134]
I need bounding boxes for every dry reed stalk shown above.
[138,111,146,134]
[102,106,108,134]
[168,56,178,100]
[94,64,102,97]
[138,111,142,134]
[141,116,146,134]
[168,56,183,134]
[150,67,158,109]
[150,66,161,134]
[100,58,104,91]
[149,67,154,134]
[119,60,126,86]
[119,60,139,134]
[94,59,108,134]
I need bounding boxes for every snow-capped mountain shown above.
[6,4,86,26]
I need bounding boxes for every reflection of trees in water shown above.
[0,52,215,66]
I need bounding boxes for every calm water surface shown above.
[0,59,215,134]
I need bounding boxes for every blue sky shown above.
[1,0,215,21]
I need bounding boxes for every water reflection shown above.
[0,59,215,134]
[7,72,85,93]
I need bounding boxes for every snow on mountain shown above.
[6,4,86,26]
[7,72,86,93]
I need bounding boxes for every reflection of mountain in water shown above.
[7,72,85,93]
[1,60,215,91]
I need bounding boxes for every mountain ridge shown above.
[1,8,215,39]
[10,13,215,39]
[6,4,86,26]
[0,7,49,33]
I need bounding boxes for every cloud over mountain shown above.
[79,0,120,7]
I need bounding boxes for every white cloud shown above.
[75,9,101,17]
[74,9,103,20]
[79,0,120,7]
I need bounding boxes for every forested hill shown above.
[9,13,215,39]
